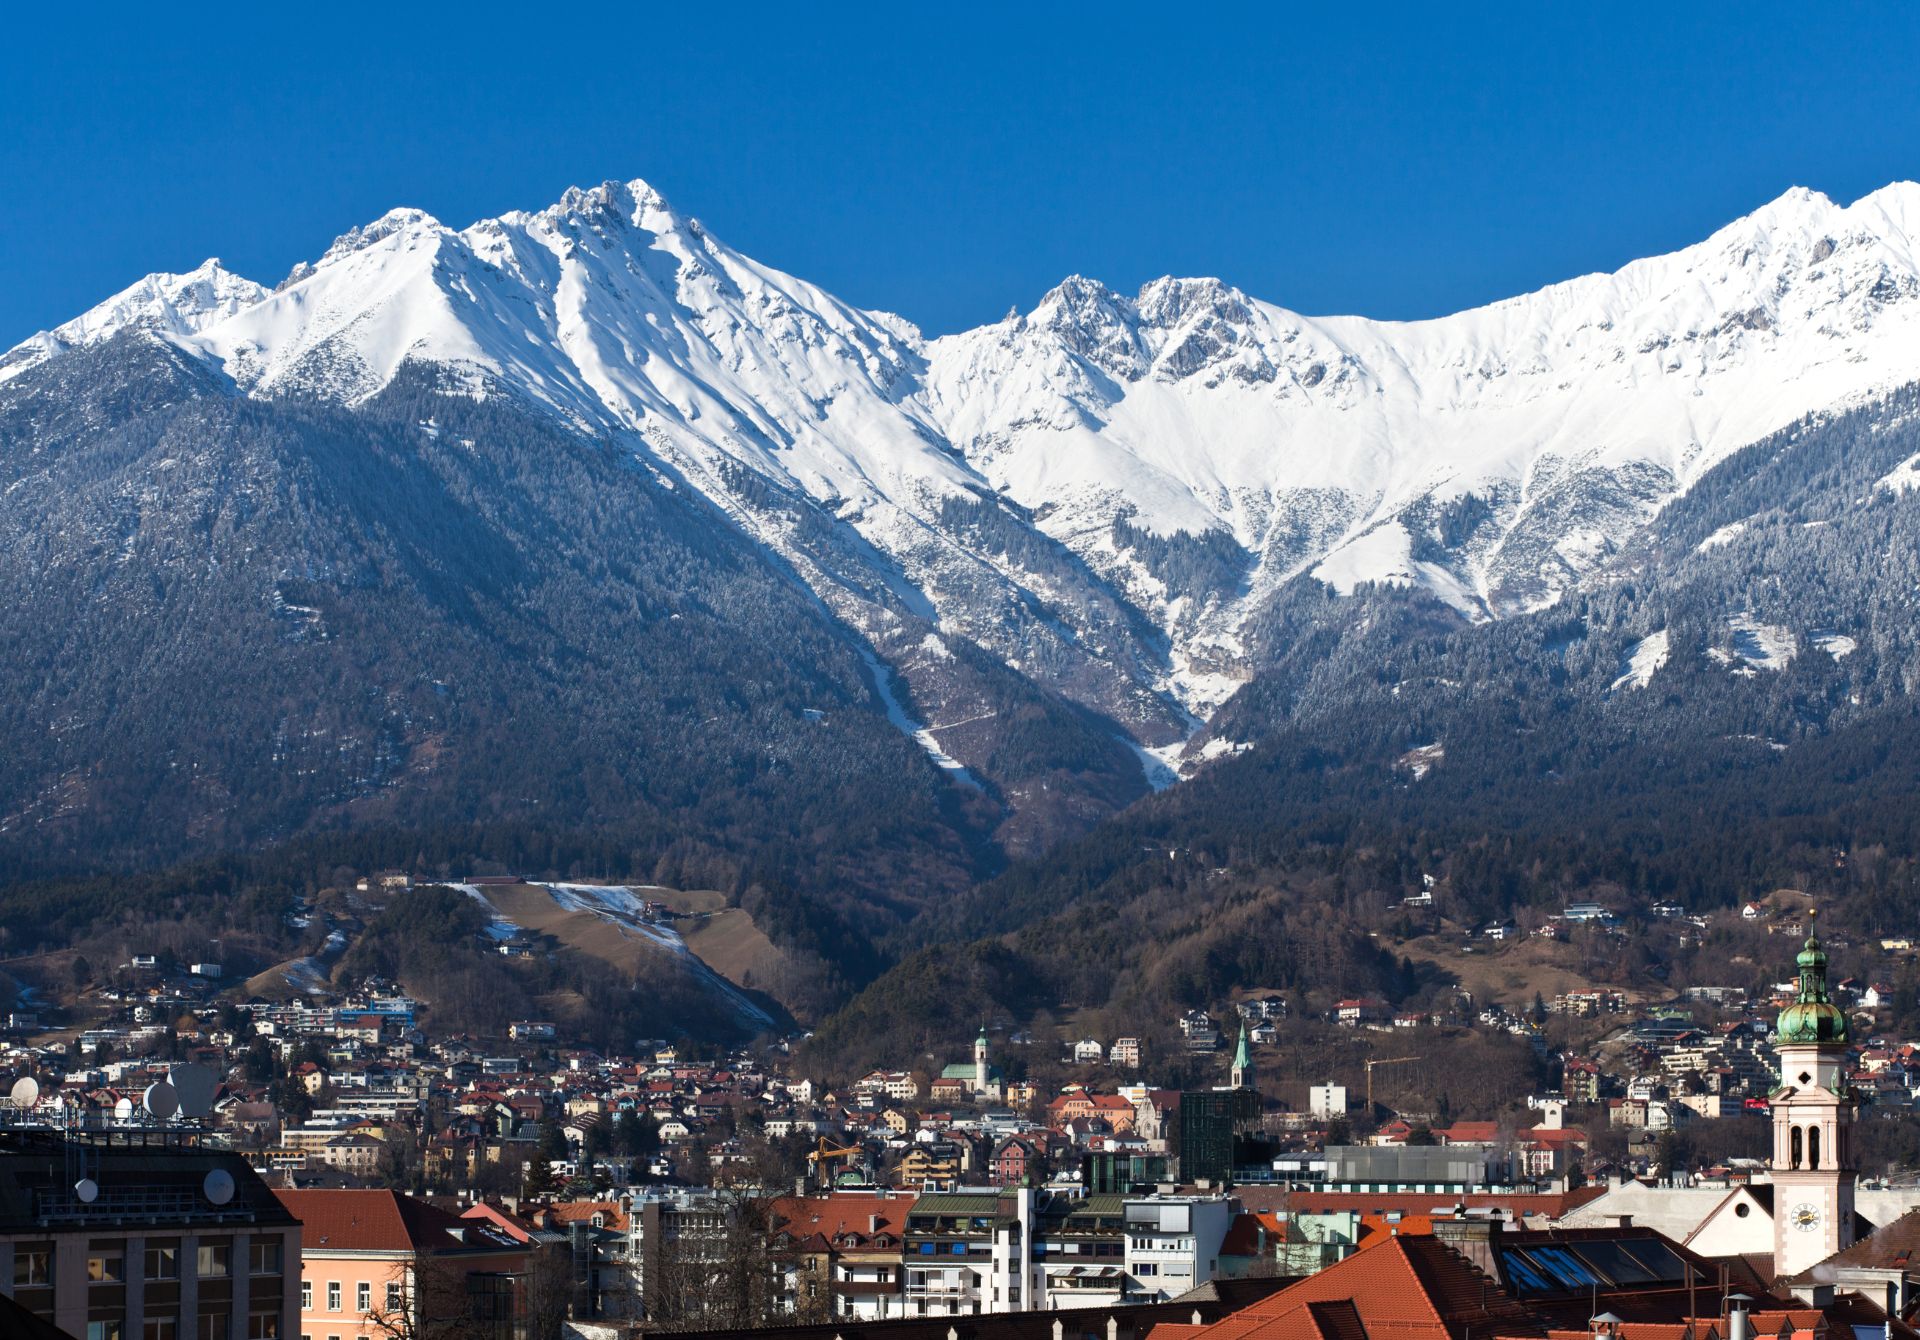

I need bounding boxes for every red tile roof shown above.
[1154,1233,1542,1340]
[771,1191,913,1243]
[545,1199,631,1232]
[274,1188,521,1256]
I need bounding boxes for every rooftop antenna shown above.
[143,1081,180,1122]
[8,1075,40,1112]
[169,1064,217,1121]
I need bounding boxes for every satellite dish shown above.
[74,1178,98,1204]
[113,1098,134,1122]
[203,1169,235,1206]
[169,1064,217,1120]
[142,1082,179,1121]
[9,1076,39,1108]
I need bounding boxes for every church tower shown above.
[1231,1020,1254,1091]
[974,1025,990,1096]
[1770,915,1855,1279]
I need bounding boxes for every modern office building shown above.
[0,1129,302,1340]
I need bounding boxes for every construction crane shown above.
[1364,1056,1420,1112]
[805,1137,868,1188]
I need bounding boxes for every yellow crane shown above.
[805,1137,867,1188]
[1364,1055,1420,1112]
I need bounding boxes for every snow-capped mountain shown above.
[926,186,1920,677]
[10,179,1920,760]
[0,257,266,381]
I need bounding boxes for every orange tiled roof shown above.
[1153,1232,1543,1340]
[771,1191,911,1242]
[546,1199,631,1232]
[274,1188,520,1256]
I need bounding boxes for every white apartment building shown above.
[1309,1083,1348,1119]
[1122,1197,1233,1302]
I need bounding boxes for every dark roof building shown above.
[0,1128,302,1340]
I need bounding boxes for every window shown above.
[328,1282,342,1311]
[88,1324,125,1340]
[147,1241,181,1279]
[15,1244,51,1287]
[247,1314,280,1340]
[198,1242,231,1278]
[357,1283,370,1312]
[200,1316,230,1340]
[301,1282,312,1310]
[89,1244,126,1283]
[250,1241,281,1275]
[385,1283,402,1312]
[144,1320,179,1340]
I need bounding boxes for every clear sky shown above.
[4,4,1920,344]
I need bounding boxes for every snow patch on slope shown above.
[1611,630,1672,692]
[1396,742,1445,780]
[860,649,983,790]
[1709,614,1798,675]
[1877,453,1920,496]
[1311,523,1485,617]
[445,883,521,941]
[1697,520,1749,552]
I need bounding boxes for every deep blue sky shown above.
[5,5,1920,343]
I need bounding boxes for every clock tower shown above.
[1770,915,1856,1279]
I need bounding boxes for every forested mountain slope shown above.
[808,388,1920,1063]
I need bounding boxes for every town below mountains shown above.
[1,879,1919,1340]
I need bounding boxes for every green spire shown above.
[1776,911,1849,1046]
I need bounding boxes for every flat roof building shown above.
[0,1129,302,1340]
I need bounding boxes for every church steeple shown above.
[1230,1020,1254,1090]
[1770,910,1855,1279]
[1778,916,1849,1045]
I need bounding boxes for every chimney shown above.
[1432,1215,1503,1277]
[1726,1293,1752,1340]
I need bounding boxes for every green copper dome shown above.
[1776,920,1849,1046]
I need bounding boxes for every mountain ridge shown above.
[8,178,1920,783]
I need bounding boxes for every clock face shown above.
[1791,1202,1822,1232]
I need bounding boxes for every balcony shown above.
[836,1281,902,1297]
[907,1278,979,1299]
